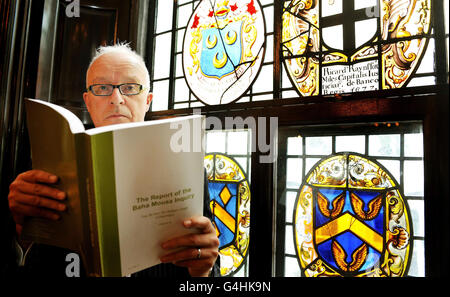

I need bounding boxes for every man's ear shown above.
[145,93,153,112]
[83,92,91,112]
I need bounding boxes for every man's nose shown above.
[109,87,125,105]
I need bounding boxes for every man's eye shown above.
[100,85,108,90]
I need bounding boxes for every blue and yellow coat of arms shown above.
[204,154,250,276]
[183,0,265,105]
[294,153,412,277]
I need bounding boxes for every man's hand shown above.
[8,170,67,235]
[160,216,220,277]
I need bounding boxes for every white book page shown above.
[112,117,205,275]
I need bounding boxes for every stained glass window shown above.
[282,0,434,96]
[276,122,425,277]
[147,0,444,111]
[205,130,252,276]
[183,0,266,105]
[149,0,275,110]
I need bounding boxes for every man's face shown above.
[83,52,153,127]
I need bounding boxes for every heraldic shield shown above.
[204,154,250,276]
[183,0,266,105]
[200,21,243,79]
[294,153,412,277]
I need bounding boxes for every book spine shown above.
[90,132,121,277]
[75,134,102,277]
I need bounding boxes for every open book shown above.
[21,98,205,277]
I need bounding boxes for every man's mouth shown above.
[106,114,128,119]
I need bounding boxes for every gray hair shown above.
[87,42,150,89]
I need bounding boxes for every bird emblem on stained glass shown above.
[204,154,250,276]
[282,0,432,96]
[183,0,266,105]
[294,153,412,277]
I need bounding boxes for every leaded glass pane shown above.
[151,80,169,111]
[286,158,302,189]
[305,136,332,155]
[177,4,192,29]
[335,135,365,154]
[190,101,204,108]
[174,103,189,108]
[156,0,173,33]
[176,29,185,53]
[321,0,342,17]
[259,0,273,5]
[354,0,377,10]
[416,39,436,74]
[265,34,274,63]
[404,133,424,157]
[305,157,320,174]
[252,65,273,93]
[354,19,377,49]
[403,161,424,196]
[174,78,189,102]
[175,54,183,77]
[282,90,298,98]
[226,131,248,155]
[206,131,226,153]
[369,134,400,157]
[378,159,400,183]
[252,94,273,101]
[263,5,274,33]
[285,191,296,224]
[409,240,425,277]
[285,257,301,277]
[281,66,292,89]
[178,0,191,5]
[285,225,295,255]
[234,157,248,174]
[153,33,172,79]
[287,136,302,155]
[407,76,436,87]
[322,25,344,50]
[409,199,425,237]
[239,96,250,103]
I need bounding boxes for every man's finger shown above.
[19,170,59,184]
[10,202,60,221]
[13,193,66,212]
[160,247,213,264]
[162,233,216,250]
[183,216,215,234]
[14,180,65,200]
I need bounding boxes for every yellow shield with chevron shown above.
[294,153,412,277]
[204,154,250,276]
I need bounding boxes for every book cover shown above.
[22,98,205,276]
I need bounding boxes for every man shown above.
[7,43,219,277]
